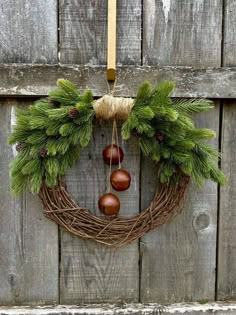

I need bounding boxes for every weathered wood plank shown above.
[141,0,222,303]
[59,1,141,303]
[223,1,236,66]
[59,0,141,64]
[0,0,59,304]
[0,0,58,63]
[217,102,236,300]
[60,123,139,303]
[217,0,236,300]
[143,0,222,66]
[140,105,219,302]
[0,99,58,305]
[1,64,236,98]
[1,303,236,315]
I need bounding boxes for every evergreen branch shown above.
[173,99,214,115]
[8,79,225,195]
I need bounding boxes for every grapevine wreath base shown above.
[39,176,189,247]
[9,79,225,247]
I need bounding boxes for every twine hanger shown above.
[93,0,135,121]
[93,95,134,120]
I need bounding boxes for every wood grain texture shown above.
[143,0,222,66]
[59,1,141,303]
[59,0,141,64]
[1,64,236,98]
[217,1,236,300]
[0,99,58,305]
[217,102,236,300]
[223,0,236,66]
[141,0,222,302]
[60,123,139,303]
[140,105,220,303]
[0,0,58,63]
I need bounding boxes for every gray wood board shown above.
[143,0,222,66]
[217,102,236,300]
[141,0,222,303]
[59,0,142,303]
[1,65,236,98]
[140,105,220,302]
[0,99,58,305]
[223,0,236,66]
[217,0,236,300]
[60,123,140,303]
[59,0,141,64]
[0,0,58,63]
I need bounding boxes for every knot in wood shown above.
[93,95,134,120]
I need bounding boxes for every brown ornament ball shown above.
[103,144,124,165]
[110,169,131,191]
[98,193,120,216]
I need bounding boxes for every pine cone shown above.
[40,148,48,157]
[156,132,165,143]
[50,99,61,108]
[68,108,79,119]
[132,128,141,138]
[16,143,24,152]
[174,165,181,173]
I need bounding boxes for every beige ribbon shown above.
[93,95,134,121]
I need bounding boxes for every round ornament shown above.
[110,169,131,191]
[98,193,120,216]
[103,144,124,165]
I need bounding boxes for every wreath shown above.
[9,79,226,247]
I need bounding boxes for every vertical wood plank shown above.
[141,0,222,303]
[0,100,58,305]
[140,106,220,302]
[0,0,58,63]
[143,0,222,66]
[217,1,236,300]
[59,0,141,65]
[60,124,140,303]
[0,0,59,304]
[223,0,236,66]
[217,104,236,300]
[59,0,141,304]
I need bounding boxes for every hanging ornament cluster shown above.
[98,120,131,216]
